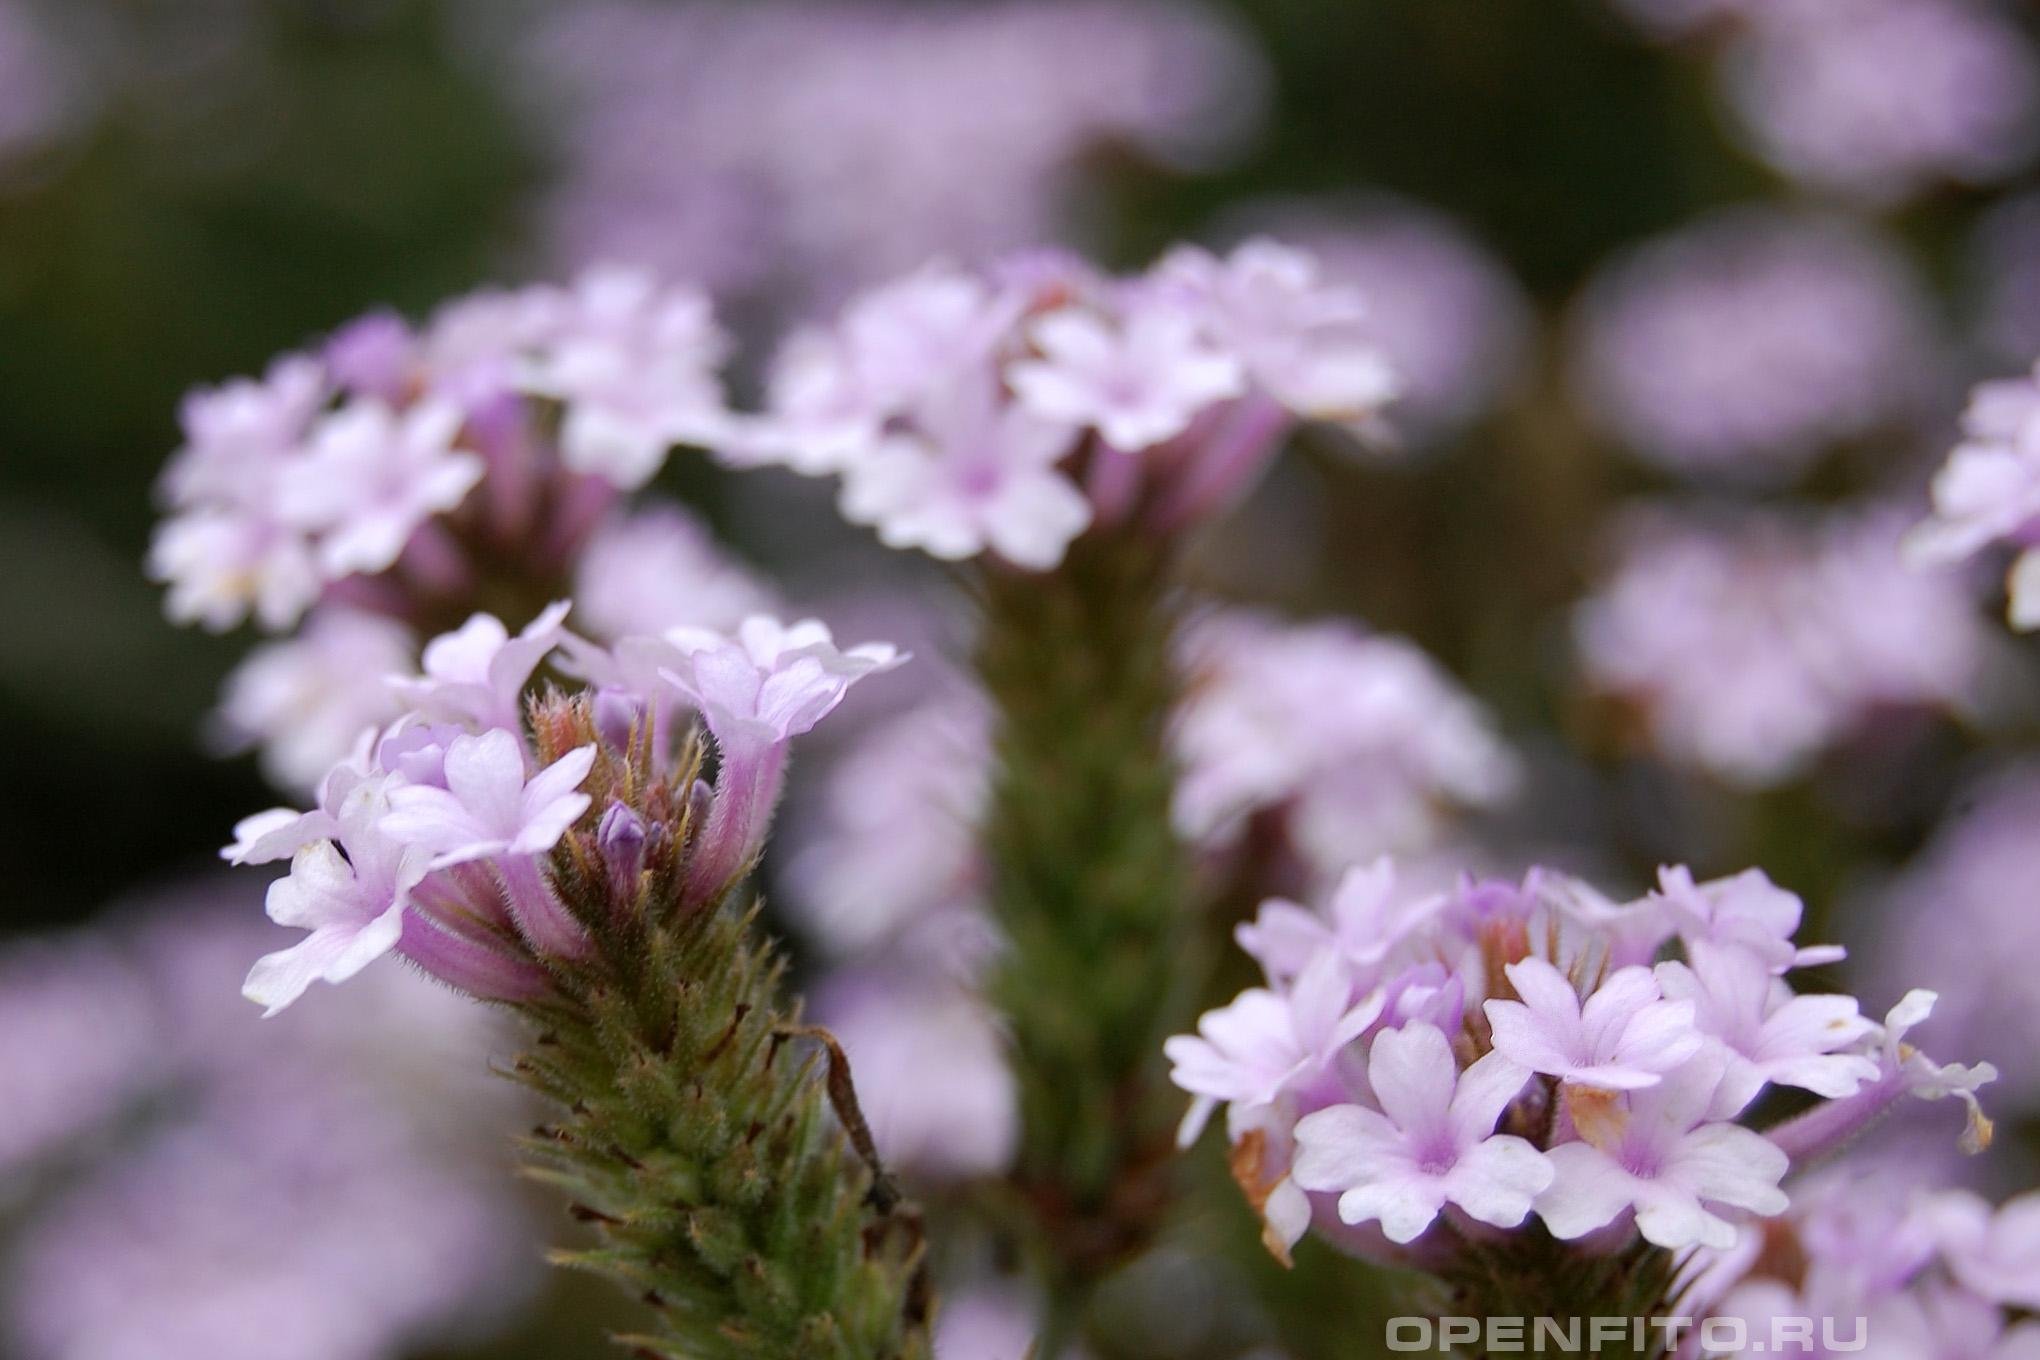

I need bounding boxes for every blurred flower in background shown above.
[1575,505,1988,786]
[1569,209,1939,483]
[491,0,1266,314]
[0,881,538,1360]
[1214,195,1532,447]
[1863,766,2040,1109]
[0,1,83,171]
[811,968,1020,1183]
[1720,0,2040,207]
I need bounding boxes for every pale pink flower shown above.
[147,510,323,634]
[1009,303,1243,451]
[243,778,431,1017]
[657,615,903,901]
[517,265,730,489]
[209,608,414,796]
[1933,1191,2040,1311]
[659,615,903,755]
[279,399,481,578]
[1655,946,1878,1115]
[1578,507,1984,784]
[1165,953,1383,1147]
[1291,1023,1550,1244]
[388,602,571,731]
[1650,865,1846,975]
[1235,857,1443,987]
[1174,610,1517,870]
[838,378,1089,569]
[1537,1058,1789,1251]
[160,355,327,508]
[1723,0,2040,206]
[380,730,596,868]
[1155,237,1398,425]
[1907,366,2040,630]
[572,505,776,640]
[1483,957,1702,1091]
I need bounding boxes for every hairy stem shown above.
[1435,1232,1689,1360]
[507,891,931,1360]
[974,531,1202,1344]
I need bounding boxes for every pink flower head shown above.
[517,265,731,490]
[221,741,378,867]
[1933,1190,2040,1312]
[1484,957,1702,1091]
[279,399,481,578]
[1173,610,1518,873]
[210,608,413,796]
[756,242,1396,570]
[571,505,777,640]
[1570,210,1934,480]
[1537,1056,1789,1251]
[389,601,571,732]
[1291,1022,1550,1244]
[1577,506,1983,785]
[1723,0,2040,207]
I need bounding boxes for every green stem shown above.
[973,530,1202,1343]
[507,892,931,1360]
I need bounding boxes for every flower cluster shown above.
[1697,1165,2040,1359]
[1577,506,1986,785]
[1168,858,1993,1265]
[226,603,898,1014]
[744,240,1398,569]
[1570,209,1935,482]
[149,265,730,637]
[1908,363,2040,631]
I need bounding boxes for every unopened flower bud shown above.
[598,800,649,903]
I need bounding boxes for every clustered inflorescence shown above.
[1169,861,1993,1268]
[150,217,2040,1360]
